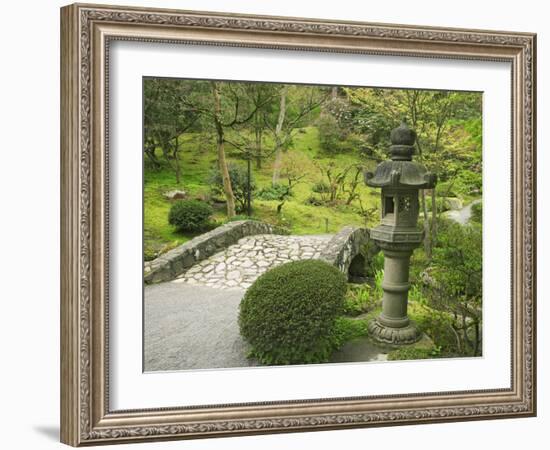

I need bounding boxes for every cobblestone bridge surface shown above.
[172,234,333,290]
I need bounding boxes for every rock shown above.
[163,190,187,200]
[444,197,463,211]
[226,270,240,280]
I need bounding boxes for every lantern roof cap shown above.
[364,121,437,189]
[365,160,437,189]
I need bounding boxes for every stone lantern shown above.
[364,122,436,344]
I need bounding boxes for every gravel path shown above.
[444,199,482,225]
[144,282,254,371]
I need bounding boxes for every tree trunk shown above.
[174,135,181,184]
[473,321,481,356]
[421,190,432,260]
[450,324,462,353]
[462,314,473,354]
[255,119,262,169]
[271,88,287,185]
[144,143,161,168]
[430,189,437,243]
[212,83,236,218]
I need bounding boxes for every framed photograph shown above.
[60,3,536,446]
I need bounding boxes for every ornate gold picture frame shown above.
[60,3,536,446]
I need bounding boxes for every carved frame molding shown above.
[60,3,536,446]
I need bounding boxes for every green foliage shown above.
[470,201,482,224]
[421,219,483,356]
[343,284,377,316]
[387,345,441,361]
[373,269,384,301]
[432,221,482,302]
[362,249,383,278]
[311,180,331,193]
[209,163,255,213]
[317,113,365,155]
[144,78,483,272]
[239,260,347,365]
[143,78,204,180]
[345,88,482,192]
[226,214,260,222]
[409,302,462,356]
[329,317,370,347]
[168,200,213,232]
[426,196,450,213]
[454,169,482,196]
[256,183,290,201]
[435,180,458,198]
[304,195,325,206]
[317,113,342,153]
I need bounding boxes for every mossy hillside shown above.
[144,127,380,260]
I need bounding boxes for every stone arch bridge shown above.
[144,220,372,289]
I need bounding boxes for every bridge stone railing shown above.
[144,220,288,284]
[320,226,371,279]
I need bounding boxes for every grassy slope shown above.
[144,127,380,259]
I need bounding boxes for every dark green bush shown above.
[256,183,290,201]
[387,345,441,361]
[454,169,482,196]
[168,200,213,232]
[343,284,377,316]
[239,260,347,365]
[317,114,343,153]
[470,201,482,224]
[303,195,325,206]
[311,181,331,194]
[425,196,450,213]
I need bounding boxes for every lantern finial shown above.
[389,121,416,160]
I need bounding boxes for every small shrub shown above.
[311,181,331,194]
[256,183,290,201]
[328,317,370,348]
[426,197,450,213]
[317,113,342,153]
[470,201,482,224]
[344,284,377,316]
[454,169,482,196]
[436,181,458,198]
[387,345,441,361]
[408,303,462,357]
[373,269,384,301]
[362,241,383,277]
[239,260,347,365]
[304,195,325,206]
[168,200,213,232]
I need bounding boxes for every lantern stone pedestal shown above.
[367,240,421,344]
[364,121,436,346]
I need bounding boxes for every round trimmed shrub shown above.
[239,260,347,365]
[168,199,212,232]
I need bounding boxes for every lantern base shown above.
[368,318,420,345]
